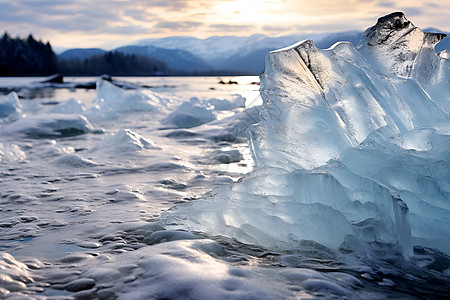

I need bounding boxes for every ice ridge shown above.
[165,12,450,258]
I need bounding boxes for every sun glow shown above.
[1,0,448,49]
[213,0,281,24]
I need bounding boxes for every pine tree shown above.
[0,32,57,76]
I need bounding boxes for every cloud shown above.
[154,21,202,30]
[378,1,395,7]
[262,25,295,34]
[209,24,254,32]
[140,0,191,10]
[122,8,157,21]
[402,7,422,17]
[0,0,448,48]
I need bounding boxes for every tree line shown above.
[58,51,168,76]
[0,32,57,76]
[0,32,168,76]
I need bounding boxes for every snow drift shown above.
[165,12,450,257]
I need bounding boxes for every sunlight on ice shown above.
[0,11,449,300]
[165,12,450,258]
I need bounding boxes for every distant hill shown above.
[424,28,449,53]
[210,32,363,74]
[135,34,278,65]
[128,31,365,74]
[1,29,447,76]
[436,38,450,53]
[315,31,362,49]
[57,51,168,76]
[57,29,449,75]
[59,48,106,60]
[115,45,210,72]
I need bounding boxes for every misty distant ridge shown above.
[58,48,106,60]
[116,45,210,72]
[59,29,449,75]
[58,31,361,74]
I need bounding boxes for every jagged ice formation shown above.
[164,12,449,258]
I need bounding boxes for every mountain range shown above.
[58,29,449,75]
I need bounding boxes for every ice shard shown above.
[165,12,449,257]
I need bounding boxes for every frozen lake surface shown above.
[0,76,449,299]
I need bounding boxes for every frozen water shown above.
[49,98,86,114]
[0,253,36,297]
[208,95,246,111]
[91,129,160,156]
[191,106,261,142]
[95,79,169,113]
[213,149,243,164]
[0,92,22,119]
[164,165,413,257]
[87,79,173,121]
[0,13,449,299]
[1,113,94,138]
[0,75,282,299]
[166,12,450,259]
[0,143,26,162]
[163,97,216,128]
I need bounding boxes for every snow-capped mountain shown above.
[114,45,210,72]
[59,30,448,74]
[134,34,302,64]
[58,48,106,60]
[133,32,363,72]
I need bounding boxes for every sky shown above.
[0,0,449,51]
